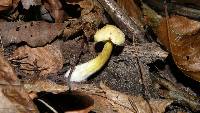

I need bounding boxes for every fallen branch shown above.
[97,0,146,43]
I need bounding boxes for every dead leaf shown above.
[10,43,63,78]
[0,53,17,82]
[0,21,66,47]
[158,15,200,81]
[23,80,174,113]
[91,95,117,113]
[0,53,39,113]
[149,99,173,113]
[1,85,39,113]
[100,82,173,113]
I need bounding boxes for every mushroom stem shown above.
[65,41,113,82]
[65,25,125,82]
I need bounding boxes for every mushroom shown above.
[65,25,125,82]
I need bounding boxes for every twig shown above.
[97,0,146,43]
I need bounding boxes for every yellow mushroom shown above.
[65,25,125,82]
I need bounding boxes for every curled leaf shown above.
[158,15,200,81]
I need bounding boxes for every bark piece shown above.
[97,0,145,42]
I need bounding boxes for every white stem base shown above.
[65,42,113,82]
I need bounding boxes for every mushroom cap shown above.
[94,25,125,45]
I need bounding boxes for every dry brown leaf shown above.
[100,82,173,113]
[91,95,117,113]
[158,15,200,81]
[0,53,17,82]
[0,21,66,47]
[149,99,173,113]
[10,43,63,77]
[1,85,39,113]
[157,17,170,50]
[0,54,39,113]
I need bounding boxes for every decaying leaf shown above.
[158,15,200,81]
[0,54,39,113]
[10,43,63,78]
[0,21,66,47]
[0,53,17,82]
[100,82,173,113]
[149,99,173,113]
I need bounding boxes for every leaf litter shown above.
[0,0,199,113]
